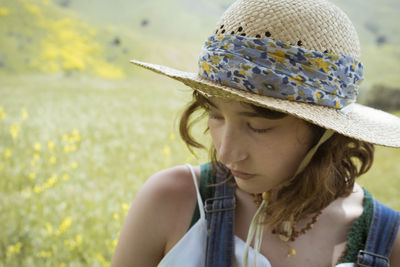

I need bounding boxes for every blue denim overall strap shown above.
[205,165,236,267]
[357,199,400,267]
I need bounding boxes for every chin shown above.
[235,179,274,194]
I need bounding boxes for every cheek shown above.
[258,130,311,179]
[276,128,314,174]
[208,121,220,148]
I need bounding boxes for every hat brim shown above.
[130,59,400,148]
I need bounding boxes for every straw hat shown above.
[131,0,400,148]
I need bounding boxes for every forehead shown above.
[207,97,253,110]
[206,96,288,120]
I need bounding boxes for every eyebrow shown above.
[205,98,269,118]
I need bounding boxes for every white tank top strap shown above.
[185,163,205,220]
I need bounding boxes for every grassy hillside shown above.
[0,0,201,78]
[50,0,400,87]
[1,0,399,86]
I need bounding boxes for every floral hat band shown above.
[198,34,363,110]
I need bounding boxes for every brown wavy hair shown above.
[179,91,374,229]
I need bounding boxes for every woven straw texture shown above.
[214,0,360,58]
[130,0,400,148]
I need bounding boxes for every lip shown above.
[230,169,256,180]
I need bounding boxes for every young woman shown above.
[112,0,400,266]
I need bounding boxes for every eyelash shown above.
[247,123,270,133]
[208,113,270,134]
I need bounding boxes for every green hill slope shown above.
[1,0,399,87]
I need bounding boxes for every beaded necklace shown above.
[251,193,322,256]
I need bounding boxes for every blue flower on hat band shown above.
[198,34,363,110]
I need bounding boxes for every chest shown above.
[234,209,351,267]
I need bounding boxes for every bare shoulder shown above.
[142,165,201,202]
[111,165,201,267]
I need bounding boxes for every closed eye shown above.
[247,123,271,133]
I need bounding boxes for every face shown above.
[207,97,316,194]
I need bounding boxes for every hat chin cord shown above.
[243,129,334,267]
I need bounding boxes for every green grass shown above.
[0,73,209,266]
[1,0,400,87]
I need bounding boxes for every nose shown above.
[216,126,248,166]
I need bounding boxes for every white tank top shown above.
[157,164,355,267]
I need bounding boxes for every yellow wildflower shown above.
[33,153,40,160]
[34,142,41,151]
[95,62,124,78]
[21,108,28,121]
[49,156,56,164]
[47,140,55,151]
[121,203,129,213]
[62,134,69,142]
[71,162,78,169]
[26,5,41,15]
[163,145,171,156]
[72,129,80,137]
[56,216,72,235]
[43,174,57,189]
[4,148,12,159]
[62,173,69,181]
[6,242,22,257]
[29,172,36,181]
[10,123,20,140]
[76,235,83,245]
[70,130,81,143]
[33,185,42,194]
[0,106,6,119]
[0,8,9,16]
[74,135,81,143]
[45,222,53,233]
[64,145,70,153]
[112,239,118,248]
[37,251,52,258]
[96,253,109,267]
[113,213,120,221]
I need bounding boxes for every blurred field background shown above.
[0,0,399,266]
